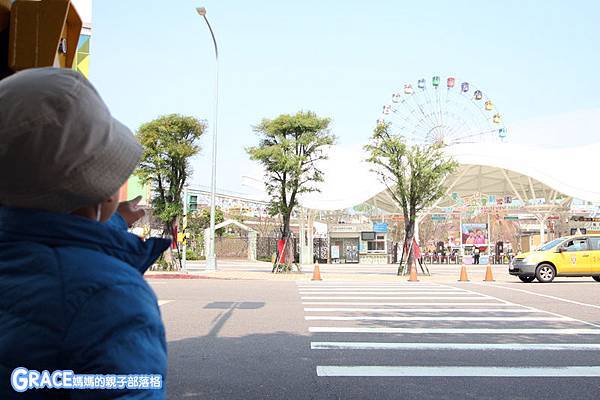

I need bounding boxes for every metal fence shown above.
[256,236,300,262]
[256,237,331,264]
[215,237,249,258]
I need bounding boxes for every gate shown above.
[313,238,329,263]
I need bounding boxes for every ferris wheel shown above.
[378,76,507,145]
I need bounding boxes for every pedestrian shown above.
[473,245,481,264]
[0,68,170,399]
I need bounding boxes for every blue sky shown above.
[91,0,600,193]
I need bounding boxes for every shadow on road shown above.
[167,331,315,400]
[204,302,265,337]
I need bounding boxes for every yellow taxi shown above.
[509,234,600,283]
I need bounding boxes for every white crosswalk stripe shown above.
[309,327,600,334]
[298,290,464,294]
[297,281,600,378]
[301,296,488,300]
[311,342,600,351]
[316,366,600,377]
[305,316,570,322]
[304,307,539,313]
[302,301,511,306]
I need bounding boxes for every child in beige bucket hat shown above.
[0,68,170,398]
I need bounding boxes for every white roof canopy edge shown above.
[289,142,600,212]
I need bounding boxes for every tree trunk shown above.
[400,219,416,275]
[161,221,179,271]
[281,213,291,240]
[279,213,294,271]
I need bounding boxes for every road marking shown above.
[308,327,600,334]
[316,366,600,377]
[299,291,464,295]
[439,283,600,328]
[301,296,488,300]
[302,302,510,306]
[311,342,600,351]
[297,282,443,286]
[305,316,569,322]
[297,282,443,285]
[470,282,600,310]
[158,300,173,306]
[298,287,460,290]
[298,286,462,290]
[297,285,446,289]
[304,308,536,313]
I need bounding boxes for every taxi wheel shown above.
[593,276,600,282]
[535,264,555,283]
[518,275,535,283]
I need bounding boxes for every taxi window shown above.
[589,237,600,250]
[564,238,588,252]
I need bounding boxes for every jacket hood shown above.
[0,207,170,273]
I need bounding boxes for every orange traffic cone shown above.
[458,264,469,282]
[484,265,494,281]
[408,261,419,282]
[312,263,322,281]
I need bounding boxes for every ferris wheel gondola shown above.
[378,76,507,146]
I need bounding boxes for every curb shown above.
[145,274,211,280]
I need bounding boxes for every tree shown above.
[135,114,206,267]
[187,207,225,246]
[365,122,457,274]
[246,111,335,267]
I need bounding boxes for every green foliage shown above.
[185,248,204,261]
[187,207,225,238]
[135,114,206,231]
[365,122,457,273]
[246,111,335,238]
[365,122,458,221]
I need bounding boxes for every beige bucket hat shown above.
[0,67,142,213]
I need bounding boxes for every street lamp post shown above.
[196,6,219,271]
[182,185,188,271]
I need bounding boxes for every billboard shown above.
[461,223,488,245]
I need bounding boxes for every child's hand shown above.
[117,195,145,227]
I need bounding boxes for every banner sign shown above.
[373,223,388,233]
[462,223,488,245]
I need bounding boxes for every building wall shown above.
[73,34,90,77]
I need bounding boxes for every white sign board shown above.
[331,245,340,259]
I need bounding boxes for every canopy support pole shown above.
[535,214,547,245]
[299,208,314,267]
[501,169,525,204]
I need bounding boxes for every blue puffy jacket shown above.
[0,207,171,399]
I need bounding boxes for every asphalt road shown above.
[149,276,600,400]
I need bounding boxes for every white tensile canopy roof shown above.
[240,108,600,213]
[243,142,600,212]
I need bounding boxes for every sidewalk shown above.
[145,265,512,283]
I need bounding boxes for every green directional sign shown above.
[504,216,519,220]
[431,215,447,221]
